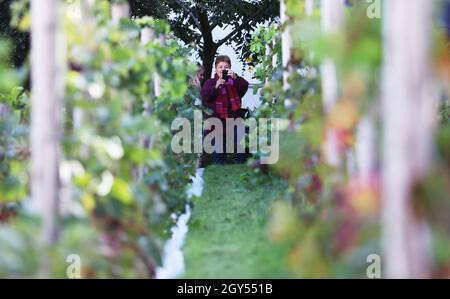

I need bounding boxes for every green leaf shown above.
[111,178,133,205]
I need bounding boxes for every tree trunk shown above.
[197,9,217,80]
[31,0,64,277]
[202,45,217,80]
[381,0,434,279]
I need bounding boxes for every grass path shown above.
[182,164,290,278]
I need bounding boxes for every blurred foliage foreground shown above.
[0,1,199,278]
[242,0,450,277]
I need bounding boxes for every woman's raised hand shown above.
[215,78,226,89]
[227,69,237,79]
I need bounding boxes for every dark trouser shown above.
[211,119,247,165]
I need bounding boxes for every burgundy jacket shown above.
[200,74,249,119]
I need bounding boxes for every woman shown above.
[201,55,249,164]
[190,64,205,91]
[190,64,212,168]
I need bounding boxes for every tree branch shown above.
[210,11,229,29]
[186,8,202,30]
[167,0,202,30]
[215,6,266,48]
[197,7,215,47]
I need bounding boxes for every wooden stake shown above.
[381,0,434,278]
[31,0,64,277]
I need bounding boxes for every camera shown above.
[222,69,229,80]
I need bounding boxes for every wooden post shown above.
[70,0,92,131]
[267,27,278,106]
[321,0,345,166]
[138,27,156,179]
[272,25,278,70]
[0,104,8,119]
[305,0,314,16]
[299,0,314,78]
[265,42,272,87]
[355,112,377,185]
[320,0,344,114]
[31,0,64,277]
[111,2,129,24]
[280,0,292,94]
[140,27,156,47]
[381,0,434,278]
[141,27,156,114]
[153,35,166,98]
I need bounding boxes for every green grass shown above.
[182,164,290,278]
